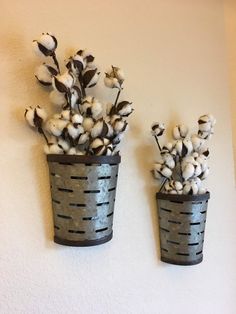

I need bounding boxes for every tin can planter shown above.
[47,154,121,247]
[156,192,210,265]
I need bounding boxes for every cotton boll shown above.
[161,166,172,178]
[25,106,47,129]
[72,114,83,124]
[35,64,57,86]
[183,181,191,195]
[38,33,57,52]
[104,76,120,89]
[106,123,114,139]
[182,163,195,181]
[182,155,195,165]
[32,41,45,57]
[82,117,95,132]
[76,150,85,155]
[91,101,103,119]
[199,121,211,132]
[104,66,124,89]
[172,124,188,140]
[103,138,110,146]
[193,177,202,188]
[174,181,183,191]
[161,142,173,154]
[35,106,47,122]
[50,90,66,106]
[115,68,125,82]
[182,139,193,156]
[105,143,114,156]
[153,163,163,179]
[70,87,81,108]
[33,33,57,57]
[67,147,77,155]
[199,187,207,194]
[44,143,64,155]
[46,119,68,137]
[83,68,100,88]
[66,54,85,75]
[151,122,165,137]
[162,153,175,169]
[110,114,121,125]
[198,114,216,133]
[91,120,104,138]
[199,167,210,180]
[170,189,178,195]
[67,123,84,139]
[112,132,124,147]
[190,180,199,195]
[60,110,71,121]
[78,132,89,145]
[90,138,106,156]
[175,140,183,156]
[53,71,75,92]
[164,181,172,193]
[191,134,205,151]
[113,118,128,134]
[57,138,70,152]
[24,107,35,127]
[194,162,202,177]
[116,101,134,117]
[198,130,213,140]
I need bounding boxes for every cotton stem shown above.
[38,127,49,144]
[154,135,162,152]
[114,88,122,107]
[52,52,60,74]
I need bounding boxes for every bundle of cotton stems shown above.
[151,114,216,195]
[25,32,134,156]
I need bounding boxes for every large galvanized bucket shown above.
[156,192,210,265]
[47,154,121,246]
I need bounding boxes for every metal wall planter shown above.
[47,154,121,247]
[156,192,210,265]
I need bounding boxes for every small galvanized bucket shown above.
[156,192,210,265]
[47,154,121,246]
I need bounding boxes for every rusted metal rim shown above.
[54,233,113,247]
[161,256,203,266]
[156,192,210,202]
[47,154,121,165]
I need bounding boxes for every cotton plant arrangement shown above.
[151,114,216,195]
[24,33,134,156]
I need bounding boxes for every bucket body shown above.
[47,154,121,246]
[156,192,210,265]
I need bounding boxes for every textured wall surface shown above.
[224,0,236,179]
[0,1,236,313]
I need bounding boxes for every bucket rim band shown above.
[47,154,121,164]
[156,191,210,202]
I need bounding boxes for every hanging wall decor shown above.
[24,33,134,247]
[151,115,216,265]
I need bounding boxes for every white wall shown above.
[0,1,236,313]
[224,0,236,179]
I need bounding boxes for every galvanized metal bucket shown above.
[156,192,210,265]
[47,154,121,246]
